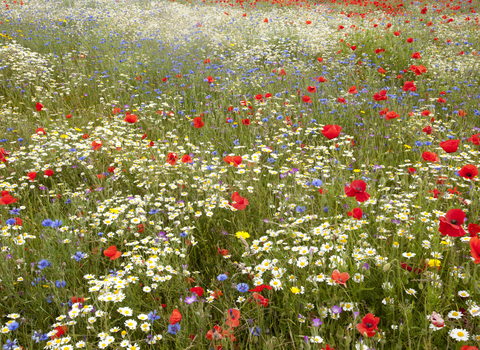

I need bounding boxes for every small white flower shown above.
[449,328,469,341]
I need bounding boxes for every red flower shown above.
[0,191,18,205]
[347,207,363,220]
[394,31,401,36]
[461,346,479,350]
[36,127,46,135]
[302,95,312,104]
[230,192,249,210]
[430,188,442,198]
[439,209,466,237]
[440,139,459,153]
[226,308,241,328]
[357,313,380,337]
[181,154,193,164]
[470,236,480,264]
[348,86,357,94]
[412,52,421,59]
[124,114,138,123]
[468,134,480,145]
[331,270,349,287]
[66,114,72,119]
[317,57,323,62]
[468,224,480,238]
[223,156,242,167]
[241,118,250,125]
[307,86,316,93]
[407,38,413,43]
[430,312,444,328]
[321,125,342,140]
[373,90,387,101]
[421,6,427,14]
[408,167,416,174]
[459,164,478,180]
[190,286,204,297]
[378,67,386,74]
[107,167,115,173]
[337,97,346,104]
[92,140,103,150]
[400,261,426,274]
[51,326,67,339]
[437,97,447,104]
[421,110,431,116]
[317,76,327,82]
[255,94,263,101]
[422,151,438,162]
[263,18,268,23]
[44,169,54,177]
[206,76,214,83]
[193,117,204,128]
[403,81,417,92]
[338,25,344,30]
[112,107,121,114]
[206,325,223,340]
[71,296,85,303]
[166,153,178,165]
[385,111,399,121]
[409,64,427,76]
[103,245,122,260]
[422,126,433,135]
[252,292,269,307]
[345,180,370,202]
[350,45,356,51]
[169,309,182,325]
[27,172,37,181]
[248,285,272,292]
[36,102,44,111]
[83,134,90,139]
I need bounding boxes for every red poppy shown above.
[0,191,17,205]
[394,31,401,36]
[317,77,327,82]
[356,313,380,337]
[206,76,214,83]
[400,261,426,274]
[331,270,349,287]
[468,224,480,239]
[421,6,427,14]
[412,52,421,59]
[241,118,250,125]
[27,172,37,181]
[322,125,342,140]
[193,117,204,128]
[470,236,480,264]
[306,20,311,25]
[350,45,357,51]
[124,113,138,123]
[408,167,416,174]
[407,38,413,43]
[345,180,370,202]
[223,156,242,167]
[71,296,85,303]
[44,169,54,177]
[422,126,433,135]
[459,164,478,180]
[107,167,115,173]
[226,308,241,328]
[36,127,46,135]
[181,154,193,164]
[92,140,103,150]
[437,97,447,104]
[430,188,442,199]
[264,18,268,23]
[190,286,204,297]
[468,134,480,145]
[421,110,431,116]
[36,102,44,111]
[206,325,223,340]
[440,139,459,153]
[422,151,438,162]
[66,114,72,119]
[385,111,399,121]
[307,86,316,93]
[458,110,466,117]
[51,326,67,339]
[461,346,479,350]
[409,64,427,76]
[317,57,323,62]
[83,134,90,139]
[373,90,387,101]
[403,81,417,92]
[103,245,122,260]
[302,95,312,104]
[230,192,249,210]
[430,312,444,328]
[252,292,269,307]
[348,86,357,94]
[249,284,272,292]
[439,209,466,237]
[337,97,346,104]
[112,107,121,114]
[347,207,363,220]
[166,153,178,165]
[169,309,182,325]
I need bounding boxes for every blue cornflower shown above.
[267,158,275,163]
[323,207,328,213]
[217,274,228,281]
[55,280,66,288]
[7,322,19,331]
[312,179,323,186]
[42,219,53,227]
[168,323,181,334]
[149,209,159,215]
[180,232,188,237]
[37,259,51,270]
[212,151,218,156]
[51,220,62,228]
[2,339,18,350]
[32,331,42,343]
[425,141,432,146]
[65,199,71,204]
[147,310,160,322]
[296,206,306,213]
[249,326,261,336]
[72,252,87,262]
[9,208,20,215]
[233,139,240,146]
[6,219,16,225]
[236,283,249,293]
[415,141,423,147]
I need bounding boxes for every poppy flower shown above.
[169,309,182,325]
[400,261,426,274]
[252,292,269,307]
[44,169,54,177]
[321,125,342,140]
[112,107,121,114]
[337,97,346,104]
[193,117,204,128]
[166,153,178,165]
[206,325,223,340]
[36,102,44,111]
[302,95,312,104]
[27,172,37,181]
[241,118,250,125]
[440,139,459,153]
[350,45,356,51]
[468,224,480,238]
[82,134,90,139]
[437,97,447,104]
[430,312,444,328]
[306,20,311,25]
[71,296,85,304]
[409,64,427,76]
[373,90,387,101]
[468,134,480,145]
[263,18,268,23]
[249,285,272,292]
[356,313,380,337]
[230,192,249,210]
[36,127,46,135]
[181,154,193,164]
[331,270,349,287]
[421,110,431,116]
[348,86,357,94]
[422,126,433,135]
[345,180,370,202]
[66,114,72,119]
[408,167,416,174]
[470,236,480,264]
[422,151,438,162]
[103,245,122,260]
[459,164,478,180]
[190,286,204,297]
[385,111,399,121]
[223,156,242,167]
[90,140,103,150]
[461,346,479,350]
[439,209,466,237]
[255,94,263,101]
[206,76,214,83]
[394,31,401,36]
[51,326,67,339]
[412,52,421,59]
[407,38,413,43]
[430,188,442,198]
[421,6,427,14]
[403,81,417,92]
[317,77,327,82]
[458,110,466,117]
[307,86,316,93]
[226,308,241,328]
[107,167,115,173]
[317,57,323,62]
[347,207,363,220]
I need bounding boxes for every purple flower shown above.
[331,305,342,314]
[312,318,322,327]
[184,294,198,304]
[362,263,370,270]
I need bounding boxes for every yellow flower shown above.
[428,259,441,267]
[235,231,250,239]
[290,287,300,294]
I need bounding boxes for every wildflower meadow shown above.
[0,0,480,348]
